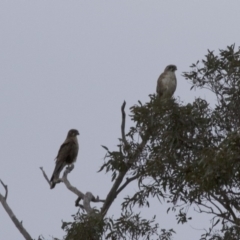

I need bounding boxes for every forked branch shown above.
[100,101,149,217]
[40,166,104,214]
[0,179,32,240]
[116,174,140,195]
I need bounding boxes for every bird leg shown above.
[66,164,74,172]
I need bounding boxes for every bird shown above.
[156,64,177,99]
[50,129,79,189]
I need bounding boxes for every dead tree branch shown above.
[0,179,33,240]
[0,179,8,200]
[61,165,85,199]
[121,101,130,153]
[39,167,50,186]
[40,166,104,214]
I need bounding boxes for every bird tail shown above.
[50,161,66,189]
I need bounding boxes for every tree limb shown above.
[61,165,85,199]
[194,193,239,226]
[121,101,130,153]
[116,174,140,195]
[0,179,8,200]
[0,179,33,240]
[40,166,104,214]
[210,192,238,224]
[100,138,148,217]
[39,167,51,186]
[100,101,150,217]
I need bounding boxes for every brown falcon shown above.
[156,64,177,99]
[50,129,79,189]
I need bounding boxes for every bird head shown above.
[165,65,177,72]
[67,129,80,137]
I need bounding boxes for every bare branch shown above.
[194,194,239,225]
[40,166,104,214]
[0,179,8,200]
[75,196,84,209]
[39,167,51,186]
[210,192,238,223]
[206,198,222,215]
[62,167,105,214]
[61,165,85,199]
[0,180,32,240]
[84,192,96,214]
[121,101,130,153]
[116,174,140,195]
[100,171,126,217]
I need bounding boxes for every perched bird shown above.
[156,64,177,99]
[50,129,79,189]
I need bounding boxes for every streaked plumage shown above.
[156,64,177,99]
[50,129,79,189]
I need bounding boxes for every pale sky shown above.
[0,1,240,240]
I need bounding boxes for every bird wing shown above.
[55,138,78,164]
[156,72,167,97]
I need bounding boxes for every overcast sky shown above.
[1,1,240,240]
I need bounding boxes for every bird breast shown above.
[162,72,177,94]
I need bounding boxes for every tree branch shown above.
[0,180,33,240]
[100,101,150,217]
[39,167,51,186]
[100,171,126,217]
[61,165,85,198]
[194,193,239,226]
[0,179,8,200]
[116,174,140,195]
[121,101,130,152]
[100,137,148,217]
[40,166,104,214]
[210,192,238,224]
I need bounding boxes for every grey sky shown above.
[0,1,240,239]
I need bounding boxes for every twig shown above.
[75,196,84,208]
[121,101,128,147]
[211,192,238,223]
[0,179,8,200]
[39,167,51,186]
[121,101,131,155]
[116,174,140,195]
[0,180,32,240]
